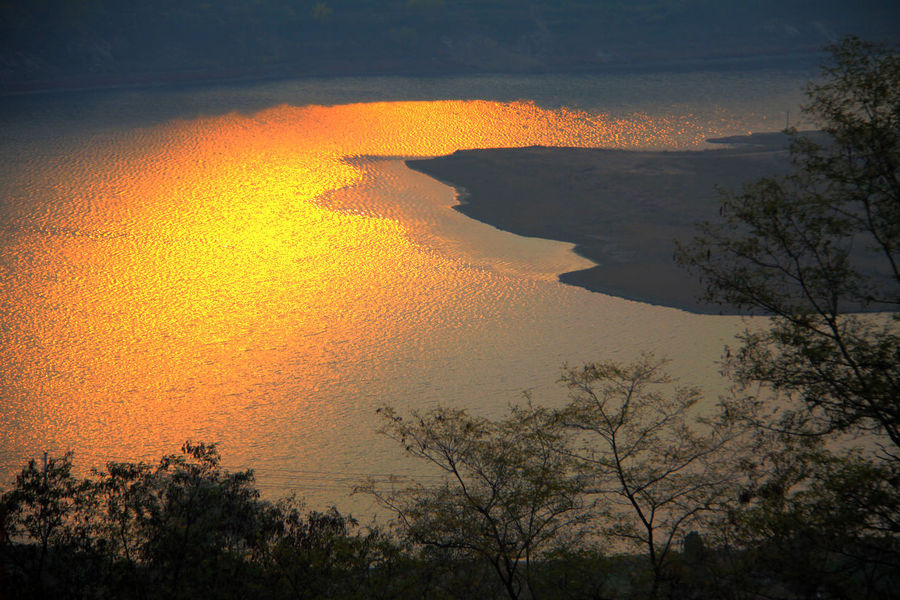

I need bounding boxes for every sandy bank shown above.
[407,134,790,314]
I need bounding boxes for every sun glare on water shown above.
[0,100,730,493]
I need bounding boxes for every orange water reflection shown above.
[0,100,729,485]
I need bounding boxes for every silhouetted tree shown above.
[0,451,100,599]
[1,442,410,600]
[555,355,745,599]
[677,36,900,455]
[359,405,589,600]
[678,36,900,599]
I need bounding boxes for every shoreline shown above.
[407,135,790,315]
[0,52,821,99]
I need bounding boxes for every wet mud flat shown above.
[408,133,790,314]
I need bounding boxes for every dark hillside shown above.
[2,1,898,93]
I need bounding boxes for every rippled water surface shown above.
[0,71,810,511]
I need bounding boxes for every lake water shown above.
[0,68,812,514]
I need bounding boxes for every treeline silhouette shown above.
[0,432,896,600]
[2,1,899,90]
[0,442,424,600]
[0,441,642,600]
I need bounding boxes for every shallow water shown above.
[0,70,810,513]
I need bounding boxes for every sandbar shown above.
[407,134,789,314]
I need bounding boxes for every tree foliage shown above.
[555,355,744,599]
[359,405,588,600]
[0,443,403,600]
[677,36,900,599]
[1,452,96,598]
[714,438,900,600]
[677,36,900,454]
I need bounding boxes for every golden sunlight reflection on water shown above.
[1,100,749,509]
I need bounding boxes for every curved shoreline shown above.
[407,136,790,314]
